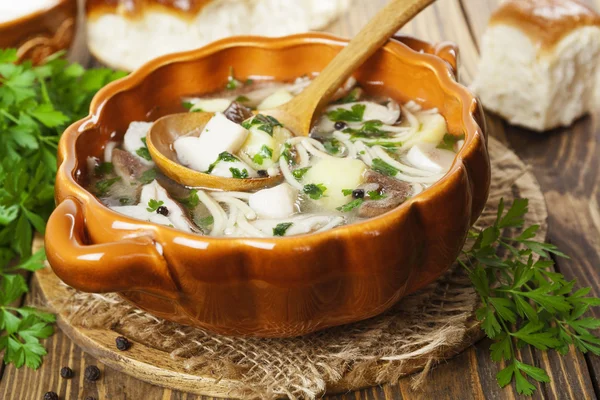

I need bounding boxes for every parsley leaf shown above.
[327,104,366,122]
[323,138,342,155]
[95,162,113,176]
[146,199,164,212]
[437,133,464,151]
[367,190,386,200]
[273,222,293,237]
[281,143,297,165]
[292,167,311,180]
[252,145,273,166]
[225,66,242,90]
[242,114,282,136]
[207,152,238,173]
[195,215,214,230]
[95,177,120,196]
[342,120,391,139]
[136,137,152,161]
[334,87,362,104]
[29,104,69,127]
[230,168,249,179]
[138,168,157,184]
[371,158,399,177]
[303,184,327,200]
[178,189,199,208]
[336,199,363,212]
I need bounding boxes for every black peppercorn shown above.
[257,170,269,177]
[115,336,131,351]
[84,365,101,381]
[60,366,74,379]
[334,121,347,131]
[156,206,169,216]
[43,392,59,400]
[352,189,365,199]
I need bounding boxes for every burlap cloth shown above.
[47,136,547,399]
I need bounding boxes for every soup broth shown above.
[87,75,464,238]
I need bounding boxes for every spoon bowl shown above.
[146,112,283,191]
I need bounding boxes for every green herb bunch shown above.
[0,49,125,369]
[462,198,600,395]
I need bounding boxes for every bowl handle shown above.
[45,198,178,300]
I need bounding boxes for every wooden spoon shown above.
[147,0,436,190]
[146,112,283,190]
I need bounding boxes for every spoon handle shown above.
[284,0,436,128]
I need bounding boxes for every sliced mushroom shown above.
[357,171,412,218]
[223,101,254,124]
[362,170,413,193]
[112,148,151,184]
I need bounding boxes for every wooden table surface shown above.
[2,0,600,399]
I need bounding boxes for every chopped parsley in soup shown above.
[87,75,464,238]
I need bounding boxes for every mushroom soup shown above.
[87,76,464,238]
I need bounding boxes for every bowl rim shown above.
[0,0,74,29]
[58,32,485,245]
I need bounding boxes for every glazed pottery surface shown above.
[0,0,77,63]
[45,33,490,337]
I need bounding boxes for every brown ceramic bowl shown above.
[45,33,490,338]
[0,0,77,63]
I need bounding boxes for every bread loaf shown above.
[472,0,600,131]
[86,0,351,71]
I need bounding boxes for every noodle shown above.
[211,193,257,219]
[197,190,227,236]
[280,157,304,190]
[354,141,374,166]
[225,207,239,235]
[372,146,439,177]
[333,132,357,158]
[237,214,267,237]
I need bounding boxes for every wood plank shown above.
[395,349,484,400]
[459,0,600,397]
[0,280,211,400]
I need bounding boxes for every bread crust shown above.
[87,0,212,20]
[490,0,600,49]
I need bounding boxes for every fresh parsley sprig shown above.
[462,198,600,395]
[0,249,55,369]
[0,49,125,370]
